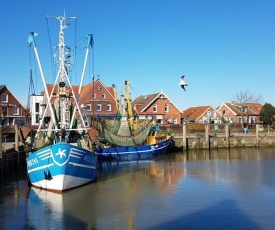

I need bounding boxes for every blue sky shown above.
[1,0,275,110]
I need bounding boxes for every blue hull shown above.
[26,142,97,192]
[96,138,171,161]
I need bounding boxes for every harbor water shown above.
[1,148,275,229]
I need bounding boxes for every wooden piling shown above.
[225,124,230,148]
[256,124,259,147]
[0,126,2,159]
[182,124,187,151]
[15,125,19,163]
[15,126,19,152]
[205,125,209,149]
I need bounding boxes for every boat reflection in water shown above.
[27,159,185,229]
[3,148,275,230]
[25,148,275,229]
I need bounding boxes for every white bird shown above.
[179,75,188,91]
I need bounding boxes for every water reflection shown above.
[180,148,275,190]
[1,148,275,229]
[24,160,185,229]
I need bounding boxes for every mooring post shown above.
[225,124,230,148]
[0,126,2,159]
[15,125,19,162]
[256,124,259,147]
[205,124,209,149]
[182,124,187,151]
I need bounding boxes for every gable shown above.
[79,79,117,103]
[0,85,26,109]
[132,92,182,114]
[218,103,238,116]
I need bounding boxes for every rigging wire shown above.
[28,46,35,109]
[131,84,141,99]
[46,16,56,84]
[73,18,77,85]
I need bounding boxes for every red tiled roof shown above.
[223,102,262,116]
[181,106,212,121]
[246,103,262,115]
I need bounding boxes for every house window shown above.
[102,93,106,99]
[153,104,157,112]
[107,104,111,111]
[164,104,169,113]
[212,112,217,118]
[35,114,39,124]
[92,93,96,99]
[97,104,101,111]
[86,104,91,111]
[166,118,171,124]
[13,106,19,115]
[35,103,39,112]
[157,118,162,124]
[173,118,177,124]
[2,94,8,102]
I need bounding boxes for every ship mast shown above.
[125,80,134,128]
[51,12,76,130]
[49,11,92,132]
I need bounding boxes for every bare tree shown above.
[232,90,263,104]
[232,90,263,127]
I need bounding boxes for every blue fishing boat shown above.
[25,11,97,193]
[96,80,172,161]
[96,126,171,161]
[27,142,97,192]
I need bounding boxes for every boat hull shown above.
[96,138,171,161]
[26,142,97,193]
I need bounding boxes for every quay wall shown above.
[165,124,275,150]
[2,124,275,160]
[172,134,275,150]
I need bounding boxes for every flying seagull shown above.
[179,75,188,91]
